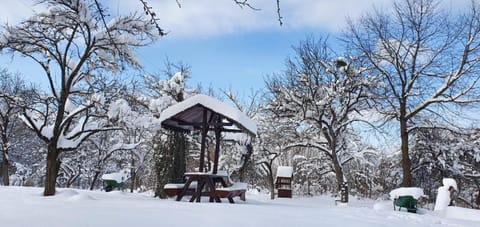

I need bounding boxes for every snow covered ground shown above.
[0,186,479,227]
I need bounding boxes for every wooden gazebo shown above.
[159,94,257,174]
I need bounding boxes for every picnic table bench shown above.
[163,183,197,197]
[215,182,247,203]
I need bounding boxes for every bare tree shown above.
[0,0,157,196]
[264,37,373,190]
[255,107,296,199]
[222,89,259,181]
[344,0,480,186]
[81,131,139,190]
[0,69,29,186]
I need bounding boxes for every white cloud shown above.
[104,0,396,38]
[279,0,393,31]
[0,0,43,25]
[2,0,380,35]
[136,0,396,37]
[106,0,278,38]
[1,0,474,38]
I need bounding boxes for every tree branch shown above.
[139,0,167,36]
[276,0,283,26]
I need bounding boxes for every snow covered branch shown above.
[138,0,167,36]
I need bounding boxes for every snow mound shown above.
[373,200,392,211]
[445,206,480,222]
[434,178,457,211]
[442,178,457,191]
[67,193,97,201]
[56,189,80,197]
[1,187,478,227]
[389,187,424,199]
[55,189,96,201]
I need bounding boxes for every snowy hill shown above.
[0,186,478,227]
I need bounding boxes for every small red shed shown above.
[275,166,293,198]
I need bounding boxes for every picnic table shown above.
[176,172,227,202]
[174,172,247,203]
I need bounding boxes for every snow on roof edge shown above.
[101,170,129,183]
[389,187,425,200]
[159,94,257,135]
[277,166,293,177]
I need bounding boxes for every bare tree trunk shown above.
[260,161,275,199]
[1,154,9,186]
[400,116,412,187]
[130,164,135,193]
[332,151,344,191]
[239,144,253,182]
[268,167,275,200]
[90,171,101,190]
[474,179,480,208]
[1,132,10,186]
[326,127,344,191]
[44,144,61,196]
[475,190,480,208]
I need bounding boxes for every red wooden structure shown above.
[275,166,293,198]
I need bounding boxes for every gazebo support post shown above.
[213,116,222,174]
[199,109,208,172]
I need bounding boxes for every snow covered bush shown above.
[411,128,480,208]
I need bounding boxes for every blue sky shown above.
[140,28,316,95]
[125,0,392,95]
[0,0,468,95]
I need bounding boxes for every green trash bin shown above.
[103,179,124,192]
[394,195,417,213]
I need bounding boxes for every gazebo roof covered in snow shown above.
[159,94,257,174]
[159,94,257,136]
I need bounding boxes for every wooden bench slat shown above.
[163,183,197,197]
[215,182,247,203]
